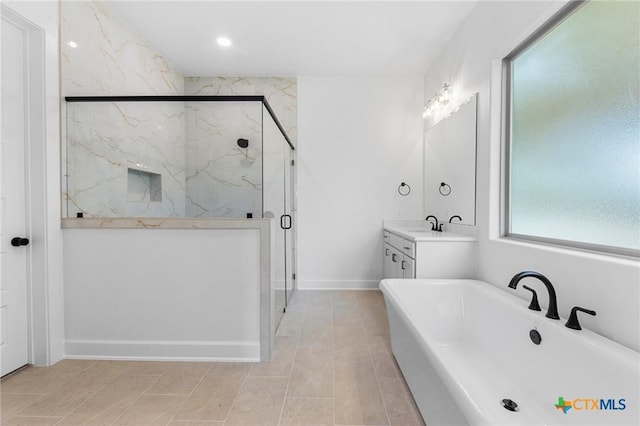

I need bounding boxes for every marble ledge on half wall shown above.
[383,218,478,239]
[62,217,271,230]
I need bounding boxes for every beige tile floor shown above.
[0,290,424,426]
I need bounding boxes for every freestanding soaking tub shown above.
[380,279,639,426]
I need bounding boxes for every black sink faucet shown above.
[425,215,441,232]
[508,271,560,320]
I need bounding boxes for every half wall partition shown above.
[64,95,295,332]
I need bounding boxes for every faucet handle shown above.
[565,306,596,330]
[522,285,542,311]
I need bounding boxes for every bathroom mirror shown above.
[423,93,477,226]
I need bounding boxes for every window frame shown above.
[501,0,639,258]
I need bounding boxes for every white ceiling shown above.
[105,1,477,77]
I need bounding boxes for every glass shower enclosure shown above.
[64,95,296,327]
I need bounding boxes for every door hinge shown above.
[292,273,296,280]
[291,159,295,166]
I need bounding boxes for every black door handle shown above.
[11,237,29,247]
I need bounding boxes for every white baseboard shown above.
[296,280,381,290]
[64,339,260,362]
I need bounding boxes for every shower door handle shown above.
[280,214,292,230]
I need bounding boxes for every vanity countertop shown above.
[384,225,477,243]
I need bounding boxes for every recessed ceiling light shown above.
[217,37,232,48]
[68,41,78,48]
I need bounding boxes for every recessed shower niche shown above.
[127,168,162,203]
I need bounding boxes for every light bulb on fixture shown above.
[217,36,232,47]
[438,84,450,104]
[68,40,78,48]
[423,83,451,118]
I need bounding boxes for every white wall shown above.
[297,76,424,289]
[63,228,262,360]
[424,1,640,351]
[3,0,64,365]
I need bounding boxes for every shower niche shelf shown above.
[127,168,162,202]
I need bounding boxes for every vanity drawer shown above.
[389,233,415,259]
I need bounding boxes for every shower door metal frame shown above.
[64,95,295,150]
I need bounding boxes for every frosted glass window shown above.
[506,0,639,255]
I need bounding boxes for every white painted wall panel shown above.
[297,76,424,289]
[63,228,262,360]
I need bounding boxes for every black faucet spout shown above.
[508,271,560,320]
[425,215,439,232]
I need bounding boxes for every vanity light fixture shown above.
[68,41,78,48]
[423,83,450,118]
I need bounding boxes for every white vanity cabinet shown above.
[383,231,416,279]
[383,228,476,279]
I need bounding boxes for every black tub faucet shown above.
[565,306,596,330]
[508,271,560,320]
[449,215,462,223]
[522,285,541,311]
[425,215,442,232]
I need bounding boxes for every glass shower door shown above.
[283,148,295,305]
[262,107,293,329]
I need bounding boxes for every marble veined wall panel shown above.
[185,102,263,218]
[61,0,186,217]
[67,102,186,217]
[185,77,297,145]
[61,1,184,96]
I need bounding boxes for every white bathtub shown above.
[380,279,640,426]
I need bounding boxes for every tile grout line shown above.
[359,293,392,426]
[107,370,165,426]
[164,361,216,425]
[274,295,304,426]
[275,309,304,426]
[332,292,338,426]
[277,290,313,425]
[14,361,120,423]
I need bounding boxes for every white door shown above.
[1,10,30,376]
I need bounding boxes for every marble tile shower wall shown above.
[61,1,184,96]
[66,102,187,217]
[62,0,185,217]
[185,77,298,144]
[185,102,263,218]
[61,1,297,218]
